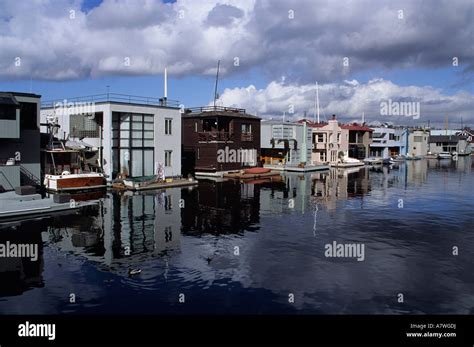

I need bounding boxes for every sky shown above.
[0,0,473,127]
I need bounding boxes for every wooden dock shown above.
[112,178,199,191]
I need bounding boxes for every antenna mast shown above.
[213,60,220,107]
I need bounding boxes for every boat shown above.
[44,172,106,192]
[363,157,383,165]
[244,167,271,174]
[424,153,438,159]
[390,155,406,163]
[405,154,421,160]
[437,152,452,159]
[42,140,106,192]
[331,153,365,168]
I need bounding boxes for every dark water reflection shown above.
[0,157,473,314]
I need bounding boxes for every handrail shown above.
[42,93,181,109]
[20,165,41,185]
[185,106,246,114]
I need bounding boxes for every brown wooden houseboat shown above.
[182,106,261,175]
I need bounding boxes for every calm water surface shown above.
[0,158,473,314]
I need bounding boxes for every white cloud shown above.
[0,0,472,82]
[215,79,474,126]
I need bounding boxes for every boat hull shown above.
[45,174,107,192]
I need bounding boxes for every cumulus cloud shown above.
[0,0,472,82]
[215,79,474,126]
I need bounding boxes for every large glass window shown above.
[112,112,154,177]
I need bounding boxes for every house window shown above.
[165,150,172,167]
[165,118,172,135]
[112,112,154,177]
[70,114,100,138]
[317,134,324,143]
[414,136,423,142]
[0,106,17,120]
[241,123,252,134]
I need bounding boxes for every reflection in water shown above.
[0,156,473,314]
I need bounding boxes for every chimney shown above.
[332,114,336,120]
[163,67,168,106]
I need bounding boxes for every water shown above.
[0,158,473,314]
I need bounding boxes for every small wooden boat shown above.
[437,152,452,159]
[42,140,106,192]
[243,167,271,174]
[44,172,106,192]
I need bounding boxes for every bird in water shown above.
[128,268,142,276]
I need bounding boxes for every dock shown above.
[0,191,99,224]
[223,170,281,180]
[263,164,330,172]
[112,178,199,191]
[330,162,365,168]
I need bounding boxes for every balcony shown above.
[241,133,253,142]
[198,131,234,142]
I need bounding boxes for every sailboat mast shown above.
[316,82,320,123]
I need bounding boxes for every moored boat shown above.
[437,152,452,159]
[363,157,383,165]
[243,167,271,174]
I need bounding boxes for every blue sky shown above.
[0,0,472,126]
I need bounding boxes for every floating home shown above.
[407,129,429,157]
[302,115,347,165]
[341,124,373,160]
[429,135,472,156]
[181,106,261,176]
[260,120,312,166]
[40,94,182,181]
[369,127,403,158]
[0,92,42,191]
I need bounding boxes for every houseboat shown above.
[260,120,328,172]
[181,106,261,177]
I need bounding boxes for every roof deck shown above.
[183,106,260,119]
[41,93,180,109]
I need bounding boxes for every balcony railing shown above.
[185,106,246,114]
[42,93,181,109]
[198,131,234,142]
[241,133,253,142]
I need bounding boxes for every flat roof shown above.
[0,93,20,106]
[429,135,460,143]
[41,93,180,110]
[183,106,260,120]
[0,91,41,98]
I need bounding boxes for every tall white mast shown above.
[164,67,168,99]
[362,111,365,124]
[315,82,320,123]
